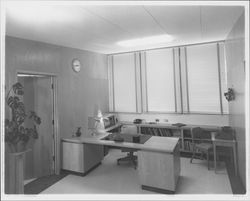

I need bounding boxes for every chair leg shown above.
[190,150,195,163]
[117,152,137,169]
[132,156,137,169]
[129,152,137,169]
[201,152,204,160]
[207,151,210,170]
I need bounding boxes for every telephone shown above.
[133,119,142,124]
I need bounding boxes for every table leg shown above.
[181,129,184,151]
[213,143,217,173]
[233,143,238,175]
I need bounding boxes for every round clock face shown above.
[72,59,81,73]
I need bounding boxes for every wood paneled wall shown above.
[4,36,108,192]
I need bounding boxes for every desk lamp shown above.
[88,110,108,135]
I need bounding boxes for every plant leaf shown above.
[29,111,41,125]
[19,126,25,134]
[7,96,14,107]
[13,82,24,95]
[32,125,38,139]
[5,82,42,148]
[7,96,20,109]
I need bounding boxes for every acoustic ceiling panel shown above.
[5,4,244,54]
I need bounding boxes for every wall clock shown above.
[72,59,81,73]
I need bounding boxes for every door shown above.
[18,75,55,180]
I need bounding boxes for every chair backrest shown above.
[215,126,235,140]
[221,126,235,135]
[191,127,211,140]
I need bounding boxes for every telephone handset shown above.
[133,119,142,124]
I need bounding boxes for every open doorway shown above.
[17,72,57,184]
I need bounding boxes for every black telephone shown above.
[133,119,142,124]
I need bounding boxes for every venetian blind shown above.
[113,53,137,112]
[186,43,221,113]
[145,48,176,112]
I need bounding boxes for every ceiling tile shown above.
[83,6,165,38]
[201,6,244,39]
[6,5,244,54]
[144,6,201,36]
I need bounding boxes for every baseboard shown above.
[61,162,102,177]
[225,159,246,194]
[141,185,175,194]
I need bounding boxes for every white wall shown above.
[225,13,246,189]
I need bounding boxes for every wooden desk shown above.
[211,133,237,175]
[62,132,180,194]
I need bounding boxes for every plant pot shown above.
[8,149,31,194]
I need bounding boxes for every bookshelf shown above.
[125,122,220,153]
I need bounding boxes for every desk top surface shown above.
[62,132,179,154]
[121,121,221,131]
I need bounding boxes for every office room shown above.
[0,0,249,200]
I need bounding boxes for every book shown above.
[172,123,186,127]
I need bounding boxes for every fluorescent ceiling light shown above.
[117,34,174,47]
[17,74,47,77]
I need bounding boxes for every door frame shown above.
[16,70,60,175]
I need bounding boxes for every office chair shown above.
[190,127,213,170]
[117,148,137,169]
[214,126,236,167]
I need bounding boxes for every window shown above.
[145,48,176,112]
[185,43,222,113]
[112,53,137,112]
[108,42,228,114]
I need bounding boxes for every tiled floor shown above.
[41,149,232,194]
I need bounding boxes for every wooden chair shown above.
[190,127,213,170]
[214,126,236,170]
[117,148,137,169]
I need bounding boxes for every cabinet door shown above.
[83,144,104,172]
[138,150,178,192]
[62,142,84,173]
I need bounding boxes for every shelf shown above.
[139,125,213,154]
[193,138,212,141]
[183,138,212,141]
[180,149,192,153]
[180,149,206,154]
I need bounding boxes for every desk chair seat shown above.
[117,148,137,169]
[196,143,213,151]
[190,127,213,170]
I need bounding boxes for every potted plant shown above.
[5,82,41,152]
[5,82,41,193]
